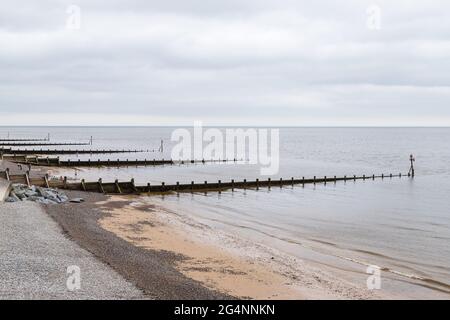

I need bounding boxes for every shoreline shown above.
[4,161,447,299]
[44,190,232,300]
[45,191,382,299]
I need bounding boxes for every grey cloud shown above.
[0,0,449,125]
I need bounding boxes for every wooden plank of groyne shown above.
[0,142,91,146]
[9,158,236,168]
[0,148,148,155]
[0,138,48,142]
[50,173,406,195]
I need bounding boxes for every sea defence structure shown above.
[6,156,237,167]
[0,142,92,147]
[0,138,49,142]
[0,167,409,196]
[0,148,150,156]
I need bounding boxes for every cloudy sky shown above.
[1,0,449,126]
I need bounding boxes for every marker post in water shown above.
[409,154,415,177]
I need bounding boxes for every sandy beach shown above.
[44,191,385,300]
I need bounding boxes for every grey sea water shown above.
[2,126,449,297]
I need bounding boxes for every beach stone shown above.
[25,190,39,197]
[5,197,17,203]
[9,192,21,202]
[69,198,85,203]
[13,189,26,196]
[8,184,69,205]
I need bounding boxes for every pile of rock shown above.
[5,184,82,204]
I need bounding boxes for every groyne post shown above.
[98,178,105,193]
[409,154,415,177]
[44,174,49,188]
[115,179,122,194]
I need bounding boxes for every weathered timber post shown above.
[191,181,194,192]
[256,178,259,190]
[243,179,247,189]
[313,176,316,184]
[98,178,105,193]
[25,171,31,187]
[354,175,356,181]
[231,179,235,191]
[131,178,138,192]
[115,179,122,194]
[291,177,294,187]
[63,176,67,188]
[268,177,271,189]
[324,176,327,185]
[81,179,86,191]
[218,180,222,194]
[363,174,366,180]
[280,178,283,188]
[409,154,415,177]
[44,174,50,188]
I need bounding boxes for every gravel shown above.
[0,201,146,299]
[45,190,232,299]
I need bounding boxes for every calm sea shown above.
[2,126,449,297]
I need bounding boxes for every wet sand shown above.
[98,197,303,299]
[46,191,382,299]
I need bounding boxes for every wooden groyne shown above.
[0,142,91,147]
[0,138,49,142]
[8,157,237,167]
[0,169,54,188]
[0,148,149,156]
[0,168,410,195]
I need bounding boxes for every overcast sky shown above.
[1,0,449,126]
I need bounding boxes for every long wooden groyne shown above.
[0,138,49,142]
[0,148,149,156]
[0,142,91,147]
[0,168,410,195]
[9,157,236,167]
